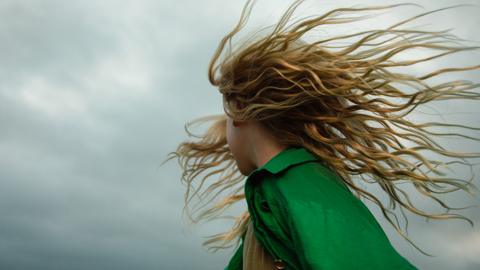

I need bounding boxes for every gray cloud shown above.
[0,0,479,269]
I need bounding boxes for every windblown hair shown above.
[163,0,480,256]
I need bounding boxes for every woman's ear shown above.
[224,92,248,110]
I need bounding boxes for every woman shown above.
[164,0,480,269]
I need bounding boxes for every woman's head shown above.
[166,0,480,254]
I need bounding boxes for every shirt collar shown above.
[248,146,319,177]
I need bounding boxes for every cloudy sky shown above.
[0,0,479,269]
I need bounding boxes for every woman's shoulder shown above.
[259,159,388,235]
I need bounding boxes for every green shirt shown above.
[225,146,419,270]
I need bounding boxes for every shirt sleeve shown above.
[271,171,419,270]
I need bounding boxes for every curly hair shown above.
[162,0,480,256]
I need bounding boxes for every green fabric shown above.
[225,146,419,270]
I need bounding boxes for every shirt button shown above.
[273,259,286,269]
[260,201,271,212]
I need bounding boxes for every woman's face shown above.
[226,115,254,175]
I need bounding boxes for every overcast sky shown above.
[0,0,479,269]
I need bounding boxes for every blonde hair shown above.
[162,0,480,256]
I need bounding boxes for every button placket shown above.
[244,171,296,270]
